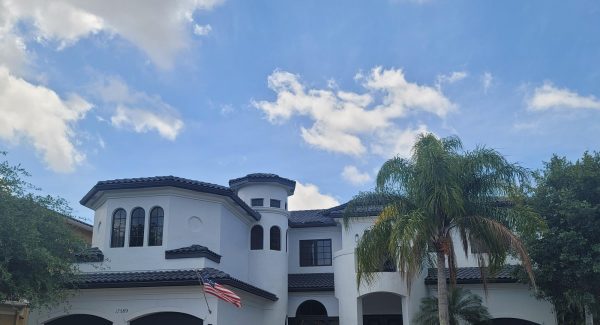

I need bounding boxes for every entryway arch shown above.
[45,314,112,325]
[359,292,403,325]
[288,299,339,325]
[129,312,203,325]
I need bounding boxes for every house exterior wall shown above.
[31,175,557,325]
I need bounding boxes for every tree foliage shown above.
[344,134,543,325]
[413,287,492,325]
[527,152,600,323]
[0,153,86,308]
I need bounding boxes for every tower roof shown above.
[228,173,296,195]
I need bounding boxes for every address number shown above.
[115,308,129,314]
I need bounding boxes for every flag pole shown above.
[195,269,212,314]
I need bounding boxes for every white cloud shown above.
[528,82,600,111]
[0,0,224,69]
[253,67,453,157]
[92,76,184,140]
[482,72,493,93]
[288,181,340,210]
[371,124,430,158]
[436,71,467,88]
[193,24,212,36]
[111,106,183,141]
[341,165,372,185]
[0,67,92,172]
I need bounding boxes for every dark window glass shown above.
[250,225,263,250]
[148,207,164,246]
[251,198,264,207]
[300,239,332,266]
[129,207,145,247]
[270,226,281,251]
[270,199,281,208]
[296,300,328,316]
[111,209,127,248]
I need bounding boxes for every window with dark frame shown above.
[148,206,164,246]
[300,239,332,267]
[250,225,263,250]
[111,208,127,248]
[270,199,281,208]
[270,226,281,251]
[251,198,264,207]
[129,207,145,247]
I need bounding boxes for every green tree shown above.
[527,152,600,324]
[0,153,86,308]
[413,286,491,325]
[344,134,541,325]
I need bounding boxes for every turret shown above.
[229,173,295,324]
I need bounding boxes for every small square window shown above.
[299,239,332,267]
[270,199,281,208]
[251,198,264,207]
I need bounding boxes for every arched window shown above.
[129,207,145,247]
[110,209,126,248]
[296,300,328,316]
[250,225,263,250]
[270,226,281,251]
[148,207,164,246]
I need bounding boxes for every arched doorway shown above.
[130,312,203,325]
[46,314,112,325]
[288,300,339,325]
[360,292,403,325]
[490,319,540,325]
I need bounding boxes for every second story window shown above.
[148,207,164,246]
[129,207,145,247]
[300,239,332,267]
[270,226,281,251]
[270,199,281,208]
[111,208,127,248]
[251,198,264,207]
[250,225,263,250]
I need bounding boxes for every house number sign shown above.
[115,308,129,314]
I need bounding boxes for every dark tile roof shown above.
[324,203,384,218]
[424,265,519,285]
[289,209,336,228]
[229,173,296,195]
[76,267,277,301]
[288,273,334,292]
[75,247,104,263]
[80,176,260,220]
[165,245,221,263]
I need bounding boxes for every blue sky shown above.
[1,0,599,222]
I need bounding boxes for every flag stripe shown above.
[203,281,242,308]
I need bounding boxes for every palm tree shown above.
[413,287,492,325]
[344,134,541,325]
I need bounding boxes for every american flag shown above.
[201,275,242,308]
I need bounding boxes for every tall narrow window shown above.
[111,209,126,248]
[148,207,164,246]
[270,226,281,251]
[129,207,145,247]
[250,225,263,250]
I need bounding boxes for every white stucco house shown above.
[29,173,556,325]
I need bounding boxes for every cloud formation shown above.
[0,0,223,69]
[341,166,372,185]
[253,67,453,157]
[0,67,92,172]
[288,182,340,210]
[528,83,600,111]
[482,72,493,93]
[436,71,467,88]
[93,77,184,140]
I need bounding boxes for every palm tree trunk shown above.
[437,252,450,325]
